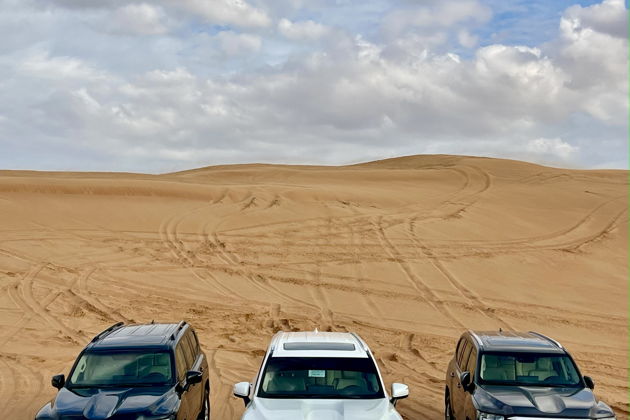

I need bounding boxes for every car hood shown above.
[243,397,402,420]
[474,385,615,418]
[44,386,179,419]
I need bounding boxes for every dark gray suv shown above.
[35,321,210,420]
[445,330,616,420]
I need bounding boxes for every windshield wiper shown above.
[484,382,577,388]
[106,383,165,387]
[266,393,375,399]
[69,383,166,389]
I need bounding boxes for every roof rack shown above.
[170,320,187,340]
[468,330,483,347]
[350,332,368,352]
[528,331,563,348]
[91,322,124,343]
[269,331,284,354]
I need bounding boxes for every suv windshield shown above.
[68,351,173,388]
[479,352,581,387]
[258,357,384,399]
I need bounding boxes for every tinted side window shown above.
[180,336,194,370]
[459,340,472,369]
[456,339,468,367]
[184,332,199,364]
[190,329,200,352]
[455,338,465,362]
[175,344,187,381]
[466,348,478,376]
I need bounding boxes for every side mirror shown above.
[233,382,251,406]
[584,376,595,390]
[390,383,409,406]
[460,371,473,392]
[186,370,203,388]
[52,374,65,390]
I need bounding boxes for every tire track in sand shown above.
[424,195,627,254]
[160,200,319,311]
[72,268,132,323]
[372,216,465,329]
[201,192,323,312]
[0,354,45,417]
[349,221,383,320]
[207,349,235,420]
[409,233,515,331]
[0,357,14,414]
[159,207,245,300]
[6,264,83,345]
[213,230,321,312]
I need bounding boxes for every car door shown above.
[463,347,478,420]
[183,331,204,414]
[448,338,464,409]
[452,338,472,420]
[190,329,209,384]
[175,342,192,420]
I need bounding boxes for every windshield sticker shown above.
[308,370,326,378]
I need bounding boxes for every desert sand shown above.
[0,154,627,419]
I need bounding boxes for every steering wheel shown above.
[339,385,363,395]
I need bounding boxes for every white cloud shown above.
[164,0,270,28]
[458,29,478,48]
[278,19,332,41]
[382,0,491,41]
[47,0,272,29]
[0,0,627,171]
[19,50,107,81]
[109,3,169,35]
[555,0,627,123]
[563,0,627,39]
[216,31,262,56]
[473,45,567,106]
[526,138,578,161]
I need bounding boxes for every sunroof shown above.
[283,342,356,351]
[486,337,552,347]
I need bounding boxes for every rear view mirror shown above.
[233,382,251,406]
[460,371,473,392]
[583,376,595,389]
[52,374,65,390]
[390,383,409,406]
[186,370,203,386]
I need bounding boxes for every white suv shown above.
[233,331,409,420]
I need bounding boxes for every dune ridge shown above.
[0,155,626,419]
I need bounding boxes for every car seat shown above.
[267,375,306,392]
[528,358,558,381]
[482,355,515,381]
[334,371,368,393]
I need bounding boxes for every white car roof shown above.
[270,331,370,358]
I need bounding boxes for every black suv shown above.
[35,321,210,420]
[445,330,616,420]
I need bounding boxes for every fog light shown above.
[477,411,504,420]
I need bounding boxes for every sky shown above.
[0,0,627,173]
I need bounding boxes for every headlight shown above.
[477,411,504,420]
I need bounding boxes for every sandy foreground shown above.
[0,155,627,419]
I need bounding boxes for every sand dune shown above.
[0,155,626,419]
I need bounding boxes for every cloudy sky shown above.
[0,0,627,172]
